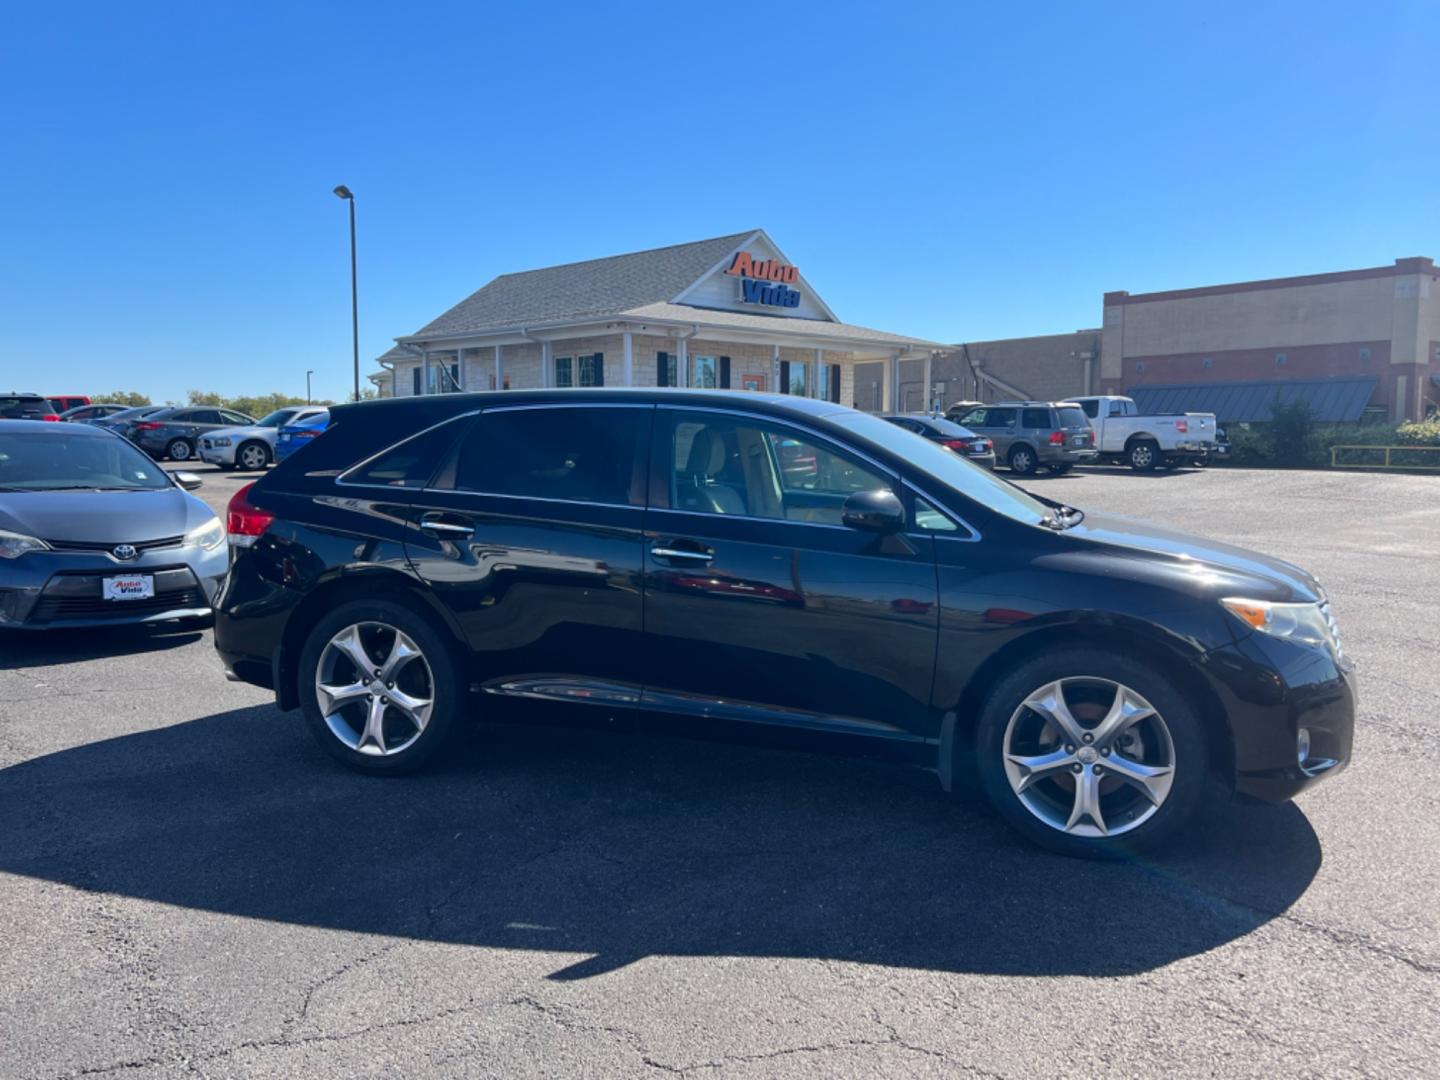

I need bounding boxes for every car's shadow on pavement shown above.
[0,704,1322,980]
[0,625,206,669]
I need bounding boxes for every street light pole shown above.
[333,185,359,402]
[306,369,314,405]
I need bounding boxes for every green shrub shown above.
[1396,418,1440,446]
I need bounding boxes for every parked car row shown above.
[931,394,1221,475]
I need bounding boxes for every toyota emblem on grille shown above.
[112,544,139,561]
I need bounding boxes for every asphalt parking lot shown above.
[2,463,1438,1078]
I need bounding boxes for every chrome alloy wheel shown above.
[1002,677,1176,838]
[314,622,434,756]
[239,443,268,470]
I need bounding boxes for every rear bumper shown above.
[1039,447,1099,464]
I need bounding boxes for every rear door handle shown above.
[420,512,474,540]
[651,539,714,564]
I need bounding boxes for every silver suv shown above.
[955,401,1098,475]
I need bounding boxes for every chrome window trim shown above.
[415,488,644,513]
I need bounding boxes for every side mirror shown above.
[173,471,203,491]
[842,490,905,534]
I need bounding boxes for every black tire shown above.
[297,597,465,775]
[1008,445,1038,476]
[1045,463,1073,476]
[166,438,195,462]
[971,648,1212,858]
[236,440,270,471]
[1127,439,1159,472]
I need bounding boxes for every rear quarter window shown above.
[1021,408,1049,428]
[1058,407,1088,427]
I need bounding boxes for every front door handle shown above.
[420,513,474,540]
[651,539,714,564]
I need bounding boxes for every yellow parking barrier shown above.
[1330,444,1440,471]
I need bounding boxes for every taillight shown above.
[226,482,274,547]
[134,421,163,431]
[1176,419,1189,433]
[1048,431,1065,445]
[942,438,971,452]
[295,429,321,440]
[41,414,61,422]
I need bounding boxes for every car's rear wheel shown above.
[237,441,270,471]
[166,438,194,462]
[298,599,464,774]
[972,648,1211,857]
[1008,445,1037,475]
[1127,439,1158,471]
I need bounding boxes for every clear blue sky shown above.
[2,1,1434,404]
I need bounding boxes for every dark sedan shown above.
[214,390,1354,858]
[0,422,228,629]
[59,403,131,424]
[127,406,256,462]
[883,413,996,468]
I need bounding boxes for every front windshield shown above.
[256,409,296,428]
[0,431,173,491]
[834,412,1051,526]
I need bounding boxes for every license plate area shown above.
[103,575,155,601]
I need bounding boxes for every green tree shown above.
[1265,399,1317,467]
[94,390,151,406]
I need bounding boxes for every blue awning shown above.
[1127,377,1379,422]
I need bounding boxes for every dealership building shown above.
[369,230,943,407]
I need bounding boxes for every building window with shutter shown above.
[555,357,573,387]
[657,352,676,387]
[578,353,604,387]
[693,356,718,389]
[412,367,422,395]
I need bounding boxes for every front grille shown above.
[29,586,207,623]
[44,535,184,554]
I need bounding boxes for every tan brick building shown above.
[1101,257,1440,422]
[369,230,942,407]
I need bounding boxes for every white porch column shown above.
[456,348,466,391]
[494,344,502,391]
[772,345,781,393]
[677,336,689,388]
[622,331,633,386]
[882,353,898,412]
[923,351,933,412]
[813,348,824,399]
[542,341,553,388]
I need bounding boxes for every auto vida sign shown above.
[725,251,802,309]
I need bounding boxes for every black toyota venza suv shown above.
[214,389,1354,856]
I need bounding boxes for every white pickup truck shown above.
[1069,395,1219,471]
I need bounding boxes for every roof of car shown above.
[0,419,115,436]
[333,387,855,423]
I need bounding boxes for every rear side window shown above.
[1021,408,1049,428]
[1079,399,1099,418]
[1057,408,1088,427]
[346,417,470,488]
[454,406,648,506]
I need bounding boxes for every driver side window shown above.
[668,412,891,525]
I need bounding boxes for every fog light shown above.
[1296,727,1312,767]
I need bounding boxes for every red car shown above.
[47,395,91,414]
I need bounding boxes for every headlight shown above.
[211,437,231,447]
[1221,597,1338,650]
[0,529,51,559]
[186,516,227,551]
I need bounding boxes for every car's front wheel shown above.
[973,649,1211,857]
[1008,445,1037,475]
[237,441,270,471]
[298,598,464,774]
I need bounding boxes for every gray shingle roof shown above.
[1128,377,1379,422]
[408,231,760,339]
[621,302,943,349]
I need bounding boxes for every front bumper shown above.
[0,545,229,629]
[199,440,238,466]
[1205,631,1355,803]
